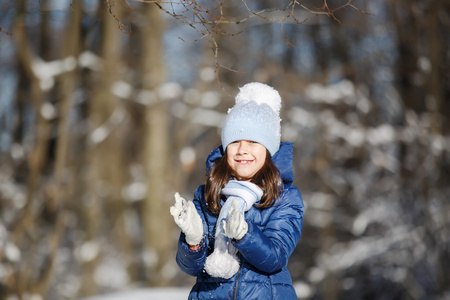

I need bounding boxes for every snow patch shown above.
[201,91,221,108]
[40,102,57,120]
[190,108,225,127]
[293,281,314,298]
[366,124,395,145]
[136,90,157,106]
[79,51,101,70]
[32,56,77,91]
[5,243,21,262]
[158,82,183,100]
[288,107,317,128]
[112,81,133,99]
[199,67,215,82]
[75,241,100,262]
[180,147,196,166]
[305,80,355,104]
[122,182,147,203]
[89,107,126,145]
[80,287,191,300]
[94,258,130,288]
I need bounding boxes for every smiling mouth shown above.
[236,160,253,164]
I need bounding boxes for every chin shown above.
[233,174,253,181]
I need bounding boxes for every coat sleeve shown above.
[233,186,304,274]
[175,188,209,277]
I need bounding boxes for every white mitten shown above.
[170,192,203,246]
[224,198,248,240]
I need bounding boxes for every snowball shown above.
[204,250,240,279]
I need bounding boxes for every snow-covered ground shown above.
[80,287,191,300]
[79,282,314,300]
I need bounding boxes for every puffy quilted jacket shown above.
[176,142,304,300]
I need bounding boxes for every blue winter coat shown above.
[176,142,304,300]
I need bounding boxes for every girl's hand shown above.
[170,193,203,246]
[224,198,248,240]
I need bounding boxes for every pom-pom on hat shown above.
[222,82,282,156]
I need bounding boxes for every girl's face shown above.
[226,140,267,180]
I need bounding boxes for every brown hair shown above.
[205,149,282,215]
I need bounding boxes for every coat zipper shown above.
[233,253,242,300]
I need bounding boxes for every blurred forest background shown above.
[0,0,449,299]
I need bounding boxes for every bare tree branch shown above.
[106,0,133,33]
[133,0,369,84]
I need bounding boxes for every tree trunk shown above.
[9,0,51,297]
[140,3,174,286]
[30,1,83,297]
[81,1,132,296]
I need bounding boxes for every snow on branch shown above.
[31,56,77,91]
[89,106,128,145]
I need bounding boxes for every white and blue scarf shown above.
[204,180,263,279]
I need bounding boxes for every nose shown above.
[236,141,249,155]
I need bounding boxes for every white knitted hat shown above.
[221,82,282,156]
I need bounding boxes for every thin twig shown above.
[133,0,371,86]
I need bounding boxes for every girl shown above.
[170,82,304,299]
